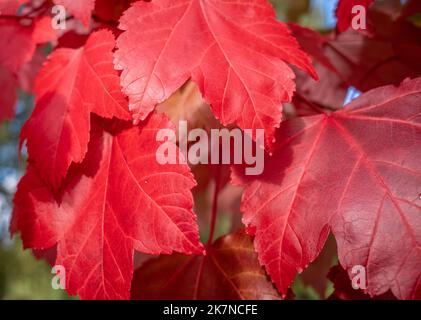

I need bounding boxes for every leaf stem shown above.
[207,164,222,246]
[193,165,222,298]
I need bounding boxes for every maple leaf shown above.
[12,114,204,300]
[114,0,316,149]
[53,0,96,28]
[131,230,280,300]
[0,19,38,74]
[288,23,347,114]
[335,0,374,33]
[325,24,421,94]
[291,64,347,116]
[4,0,420,302]
[0,19,56,120]
[0,16,57,71]
[21,30,131,190]
[17,47,46,94]
[0,65,18,122]
[288,22,337,75]
[0,19,36,122]
[233,77,421,299]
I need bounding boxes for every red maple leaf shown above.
[325,29,421,93]
[0,19,38,74]
[114,0,316,149]
[0,16,57,122]
[17,47,46,94]
[0,19,30,122]
[131,230,281,300]
[233,78,421,299]
[21,30,131,190]
[0,65,18,122]
[12,113,203,299]
[3,0,420,301]
[288,23,347,113]
[0,16,57,72]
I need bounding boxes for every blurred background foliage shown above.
[0,0,340,300]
